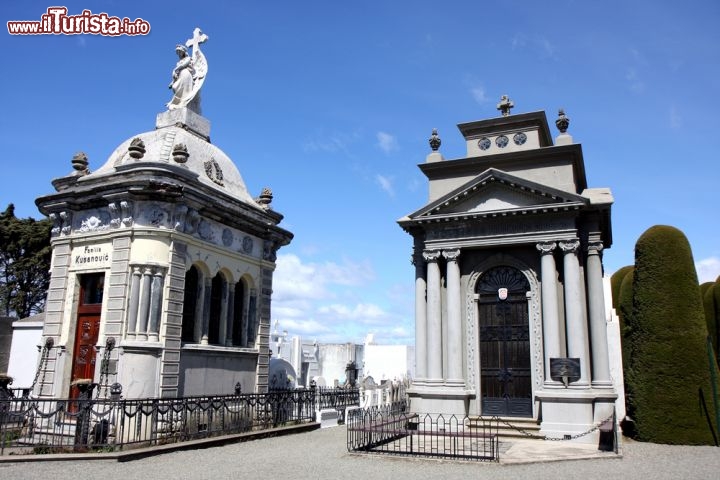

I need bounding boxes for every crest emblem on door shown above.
[498,287,508,301]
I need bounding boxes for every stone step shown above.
[467,416,544,439]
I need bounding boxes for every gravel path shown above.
[1,427,718,480]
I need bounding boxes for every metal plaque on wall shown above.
[550,358,581,383]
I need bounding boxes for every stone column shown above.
[137,267,153,339]
[413,251,427,380]
[226,284,235,346]
[559,239,590,386]
[537,242,562,385]
[443,249,463,383]
[193,273,205,343]
[148,268,163,341]
[201,278,212,345]
[587,242,612,387]
[424,249,442,382]
[126,267,142,338]
[218,280,228,346]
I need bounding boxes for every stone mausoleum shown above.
[399,97,619,442]
[34,29,292,399]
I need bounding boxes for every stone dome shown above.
[91,124,259,207]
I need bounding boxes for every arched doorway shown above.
[477,266,532,417]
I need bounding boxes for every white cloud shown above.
[318,303,386,322]
[303,131,360,154]
[376,131,398,154]
[375,174,395,197]
[470,85,488,104]
[510,33,556,60]
[626,68,644,93]
[696,256,720,283]
[271,253,414,344]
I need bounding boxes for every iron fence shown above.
[315,387,360,423]
[0,388,323,455]
[347,404,499,462]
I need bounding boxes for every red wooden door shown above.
[69,273,104,400]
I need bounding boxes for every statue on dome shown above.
[167,28,208,112]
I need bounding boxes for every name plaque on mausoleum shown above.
[550,357,581,385]
[71,243,112,270]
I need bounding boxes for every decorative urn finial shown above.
[257,187,273,209]
[429,128,441,151]
[497,95,514,117]
[71,152,89,175]
[172,143,189,164]
[128,137,146,159]
[556,109,570,134]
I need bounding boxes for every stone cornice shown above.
[457,111,553,146]
[418,143,587,193]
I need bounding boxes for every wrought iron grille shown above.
[347,404,499,462]
[0,387,340,456]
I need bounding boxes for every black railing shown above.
[316,387,360,423]
[347,404,499,462]
[0,388,323,455]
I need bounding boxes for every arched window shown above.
[233,279,246,346]
[181,266,199,343]
[208,273,225,344]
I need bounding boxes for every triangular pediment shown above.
[407,168,588,220]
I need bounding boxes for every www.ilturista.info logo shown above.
[7,7,150,36]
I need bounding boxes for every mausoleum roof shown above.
[91,123,259,208]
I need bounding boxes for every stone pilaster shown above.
[559,239,590,386]
[423,249,442,382]
[126,267,142,338]
[160,241,186,397]
[148,268,164,341]
[136,267,153,339]
[537,241,562,386]
[443,249,463,384]
[413,250,427,381]
[587,242,612,387]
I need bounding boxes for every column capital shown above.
[536,241,557,255]
[558,239,580,254]
[442,248,461,261]
[587,241,604,255]
[422,249,442,262]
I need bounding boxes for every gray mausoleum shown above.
[34,31,292,399]
[398,98,618,442]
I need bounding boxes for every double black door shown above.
[478,266,532,417]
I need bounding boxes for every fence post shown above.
[73,380,97,451]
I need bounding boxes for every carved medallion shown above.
[203,158,224,186]
[222,228,233,247]
[242,236,253,254]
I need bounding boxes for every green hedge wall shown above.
[611,266,634,309]
[627,225,715,445]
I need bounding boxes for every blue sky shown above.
[3,1,720,345]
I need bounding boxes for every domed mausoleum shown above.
[35,30,292,399]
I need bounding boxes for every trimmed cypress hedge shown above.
[704,283,718,364]
[618,268,634,373]
[611,265,634,309]
[627,225,716,445]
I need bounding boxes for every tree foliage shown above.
[704,279,720,365]
[0,204,52,318]
[626,225,716,445]
[610,265,634,309]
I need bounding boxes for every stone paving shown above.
[0,425,718,480]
